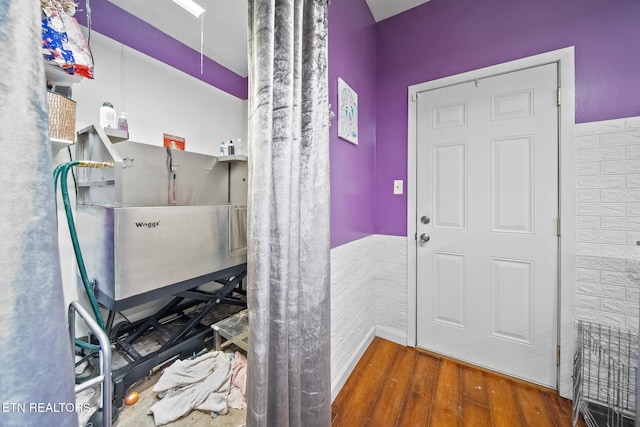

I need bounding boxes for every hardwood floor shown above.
[331,337,586,427]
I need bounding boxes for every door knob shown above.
[419,233,430,243]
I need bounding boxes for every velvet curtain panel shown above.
[246,0,331,426]
[0,1,78,426]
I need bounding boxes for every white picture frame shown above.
[338,78,358,145]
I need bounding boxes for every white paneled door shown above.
[415,63,559,388]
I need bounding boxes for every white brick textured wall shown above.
[373,235,407,342]
[330,235,377,396]
[330,234,408,398]
[575,117,640,332]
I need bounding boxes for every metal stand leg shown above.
[214,331,222,351]
[69,301,112,427]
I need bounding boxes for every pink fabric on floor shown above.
[228,351,247,409]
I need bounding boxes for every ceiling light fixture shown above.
[172,0,205,17]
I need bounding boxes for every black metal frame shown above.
[105,265,247,407]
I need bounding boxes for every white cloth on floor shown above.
[148,351,232,426]
[228,351,247,409]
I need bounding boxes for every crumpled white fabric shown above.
[147,351,232,426]
[228,351,247,409]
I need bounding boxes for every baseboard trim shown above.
[331,326,376,402]
[376,325,407,346]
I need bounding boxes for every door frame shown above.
[406,47,575,398]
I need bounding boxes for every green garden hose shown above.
[54,161,113,349]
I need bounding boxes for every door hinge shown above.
[556,346,561,366]
[411,93,417,102]
[557,88,562,106]
[557,217,561,236]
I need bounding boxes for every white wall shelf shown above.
[103,127,129,143]
[50,137,74,152]
[217,154,247,162]
[45,62,81,88]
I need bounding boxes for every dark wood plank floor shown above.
[331,337,586,427]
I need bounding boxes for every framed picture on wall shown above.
[163,133,185,150]
[338,78,358,145]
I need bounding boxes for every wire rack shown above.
[573,321,638,427]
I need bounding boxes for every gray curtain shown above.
[0,1,78,426]
[246,0,331,426]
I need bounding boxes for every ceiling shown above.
[107,0,430,78]
[109,0,249,76]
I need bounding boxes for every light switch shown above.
[393,180,403,195]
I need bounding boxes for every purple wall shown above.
[374,0,640,237]
[75,0,248,99]
[73,0,376,249]
[328,0,377,248]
